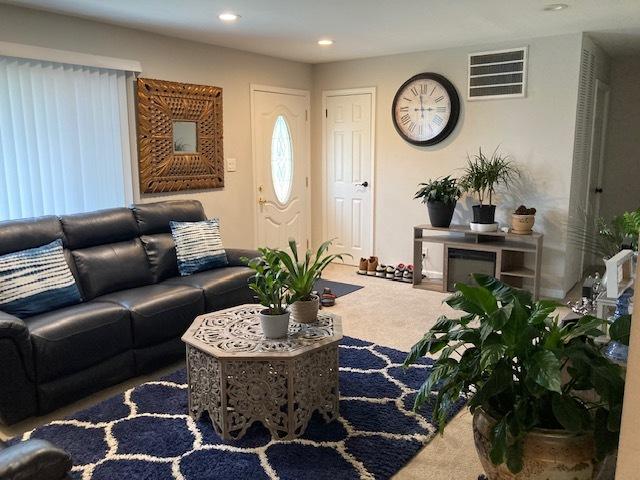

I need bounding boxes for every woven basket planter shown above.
[290,295,320,324]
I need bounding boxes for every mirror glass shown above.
[173,121,198,153]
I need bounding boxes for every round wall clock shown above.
[392,72,460,146]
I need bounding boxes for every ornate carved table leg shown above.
[186,346,224,436]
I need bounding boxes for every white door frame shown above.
[250,84,311,249]
[321,87,376,254]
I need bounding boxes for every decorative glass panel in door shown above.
[271,115,294,204]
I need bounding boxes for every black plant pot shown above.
[472,205,496,224]
[427,200,456,228]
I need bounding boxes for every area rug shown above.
[314,279,364,298]
[11,337,466,480]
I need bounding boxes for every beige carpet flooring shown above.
[1,263,484,479]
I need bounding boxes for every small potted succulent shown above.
[414,175,462,228]
[404,274,624,479]
[276,239,349,324]
[511,205,537,234]
[246,247,299,338]
[460,147,519,231]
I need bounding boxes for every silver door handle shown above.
[354,181,369,188]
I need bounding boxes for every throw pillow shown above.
[0,239,82,317]
[170,219,228,276]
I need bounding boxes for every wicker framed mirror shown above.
[137,78,224,193]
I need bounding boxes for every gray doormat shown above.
[314,279,364,298]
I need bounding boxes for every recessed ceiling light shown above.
[218,12,240,22]
[543,3,569,11]
[318,39,334,46]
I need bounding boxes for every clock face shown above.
[392,73,460,146]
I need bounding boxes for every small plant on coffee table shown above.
[245,247,297,315]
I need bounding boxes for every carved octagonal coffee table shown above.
[181,304,342,440]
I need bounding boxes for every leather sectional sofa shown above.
[0,200,257,425]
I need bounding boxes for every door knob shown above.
[258,197,266,205]
[595,187,603,194]
[354,181,369,188]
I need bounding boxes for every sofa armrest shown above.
[0,311,34,380]
[0,439,72,480]
[225,248,260,267]
[0,311,37,425]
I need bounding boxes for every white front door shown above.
[252,87,310,250]
[325,91,374,264]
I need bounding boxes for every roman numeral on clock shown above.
[436,106,447,112]
[420,83,428,94]
[410,86,419,96]
[399,106,409,112]
[434,95,444,103]
[400,114,411,125]
[433,115,444,126]
[409,122,416,133]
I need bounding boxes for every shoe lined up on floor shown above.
[357,257,414,283]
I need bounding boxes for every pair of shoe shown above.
[376,264,395,279]
[358,256,379,276]
[393,264,414,283]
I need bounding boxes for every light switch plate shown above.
[227,158,237,172]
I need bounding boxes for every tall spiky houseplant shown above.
[276,239,349,323]
[460,147,519,226]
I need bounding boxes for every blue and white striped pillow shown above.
[0,239,82,318]
[170,219,228,276]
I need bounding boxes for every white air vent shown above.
[468,47,528,100]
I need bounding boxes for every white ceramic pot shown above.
[290,294,320,324]
[258,309,290,339]
[470,222,498,232]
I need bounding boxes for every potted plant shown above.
[276,239,349,324]
[246,247,298,338]
[511,205,537,234]
[460,147,519,231]
[414,175,462,228]
[404,274,624,479]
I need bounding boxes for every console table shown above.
[182,304,342,440]
[413,224,543,299]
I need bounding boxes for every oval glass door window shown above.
[271,115,294,204]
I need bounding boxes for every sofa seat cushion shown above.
[97,284,204,348]
[163,267,254,311]
[25,302,131,383]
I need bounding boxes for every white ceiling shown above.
[4,0,640,63]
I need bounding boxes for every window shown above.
[270,115,293,204]
[0,56,133,220]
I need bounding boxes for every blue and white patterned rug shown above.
[12,337,466,480]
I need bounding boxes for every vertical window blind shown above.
[0,56,133,220]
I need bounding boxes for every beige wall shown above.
[0,4,312,249]
[311,34,583,297]
[601,56,640,220]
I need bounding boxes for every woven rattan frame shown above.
[136,77,224,193]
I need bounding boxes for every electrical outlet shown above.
[226,158,237,172]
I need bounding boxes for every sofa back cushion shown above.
[72,239,153,299]
[140,233,179,282]
[0,216,64,255]
[133,200,206,234]
[0,239,82,317]
[60,208,139,250]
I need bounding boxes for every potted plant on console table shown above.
[276,239,349,324]
[460,147,519,232]
[246,248,298,339]
[414,175,462,228]
[404,274,623,479]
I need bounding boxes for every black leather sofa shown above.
[0,200,256,425]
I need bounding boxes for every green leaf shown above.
[472,274,532,305]
[505,439,524,473]
[480,338,507,371]
[489,416,508,466]
[562,315,607,343]
[610,315,631,346]
[456,283,498,315]
[594,407,619,460]
[524,350,562,393]
[551,394,591,432]
[470,360,512,409]
[502,298,528,347]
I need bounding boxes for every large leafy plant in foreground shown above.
[404,274,625,473]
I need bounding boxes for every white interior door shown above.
[252,88,310,250]
[325,91,374,263]
[582,79,610,271]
